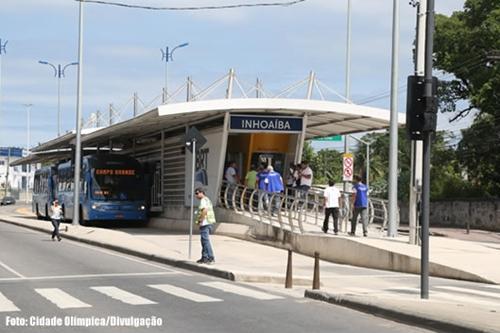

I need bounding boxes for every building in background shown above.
[0,147,36,201]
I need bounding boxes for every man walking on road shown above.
[323,180,341,235]
[350,175,369,237]
[50,199,62,241]
[195,188,216,264]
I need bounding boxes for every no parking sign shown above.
[343,153,354,182]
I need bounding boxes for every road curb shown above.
[0,218,237,281]
[304,290,492,333]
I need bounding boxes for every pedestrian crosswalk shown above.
[1,282,499,313]
[0,281,282,312]
[35,288,92,309]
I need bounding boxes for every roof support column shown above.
[295,113,308,164]
[215,112,230,203]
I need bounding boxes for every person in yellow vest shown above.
[194,188,216,264]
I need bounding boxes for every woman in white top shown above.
[50,199,62,241]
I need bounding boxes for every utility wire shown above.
[76,0,306,10]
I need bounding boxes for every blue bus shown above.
[33,166,57,219]
[34,154,147,224]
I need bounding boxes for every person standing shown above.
[256,165,269,211]
[323,180,341,235]
[50,199,62,241]
[298,161,313,192]
[350,175,369,237]
[195,188,216,264]
[224,161,239,207]
[244,164,258,209]
[244,164,258,190]
[265,165,284,214]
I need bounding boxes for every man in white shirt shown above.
[323,180,341,235]
[224,161,239,207]
[298,161,313,192]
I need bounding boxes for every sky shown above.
[0,0,468,151]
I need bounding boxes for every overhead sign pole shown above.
[184,126,207,260]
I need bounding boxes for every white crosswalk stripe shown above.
[90,286,157,305]
[35,288,91,309]
[199,281,283,300]
[435,286,500,300]
[0,292,20,312]
[149,284,222,303]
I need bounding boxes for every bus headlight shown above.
[139,205,146,210]
[91,204,97,210]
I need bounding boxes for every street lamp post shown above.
[161,43,189,103]
[38,60,78,137]
[0,38,7,147]
[23,103,33,204]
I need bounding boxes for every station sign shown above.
[229,115,303,133]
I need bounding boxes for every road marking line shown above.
[91,286,156,305]
[386,287,500,307]
[0,260,26,279]
[35,288,92,309]
[63,241,189,274]
[0,271,177,282]
[483,285,500,291]
[435,286,500,300]
[199,281,283,300]
[149,284,222,303]
[0,292,20,312]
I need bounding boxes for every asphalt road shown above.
[0,220,437,333]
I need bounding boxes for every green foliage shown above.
[351,130,474,202]
[434,0,500,196]
[302,141,343,185]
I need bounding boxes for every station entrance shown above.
[225,132,299,181]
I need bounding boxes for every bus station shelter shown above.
[16,97,405,221]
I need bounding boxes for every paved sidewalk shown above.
[1,208,500,332]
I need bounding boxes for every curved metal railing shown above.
[219,181,394,234]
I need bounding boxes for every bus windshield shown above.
[91,168,144,201]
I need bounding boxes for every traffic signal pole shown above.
[420,0,436,299]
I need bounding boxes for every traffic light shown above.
[406,75,438,140]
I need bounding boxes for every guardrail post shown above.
[312,251,320,290]
[285,249,293,288]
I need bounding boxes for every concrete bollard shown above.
[312,251,320,290]
[285,249,293,289]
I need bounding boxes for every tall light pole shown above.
[161,43,189,103]
[388,0,400,237]
[38,60,78,137]
[23,103,33,204]
[72,0,84,226]
[0,38,7,147]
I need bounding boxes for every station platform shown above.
[1,207,500,332]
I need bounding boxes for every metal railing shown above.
[218,181,394,234]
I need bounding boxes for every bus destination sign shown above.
[95,169,136,176]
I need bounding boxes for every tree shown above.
[434,0,500,196]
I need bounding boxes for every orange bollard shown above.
[313,251,320,290]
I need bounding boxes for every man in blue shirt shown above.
[265,165,284,214]
[349,175,369,237]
